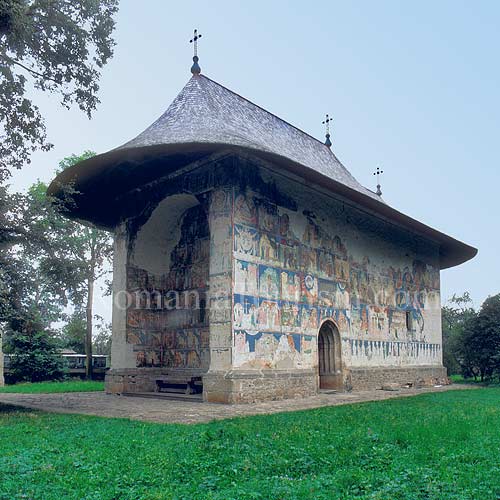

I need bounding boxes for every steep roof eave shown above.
[47,141,477,269]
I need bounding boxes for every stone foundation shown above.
[105,368,207,394]
[106,365,449,402]
[203,370,318,403]
[349,365,449,391]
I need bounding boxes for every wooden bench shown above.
[155,376,202,395]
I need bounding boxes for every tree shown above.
[0,152,113,380]
[0,180,71,338]
[93,318,111,355]
[462,294,500,382]
[0,0,118,179]
[5,329,65,383]
[0,1,117,380]
[58,311,86,354]
[32,152,113,378]
[442,292,476,376]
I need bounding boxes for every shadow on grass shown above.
[0,402,38,415]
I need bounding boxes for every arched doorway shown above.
[318,321,343,390]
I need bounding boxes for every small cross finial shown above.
[322,114,333,148]
[189,29,202,75]
[373,167,384,196]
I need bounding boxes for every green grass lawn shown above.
[0,380,104,394]
[0,389,499,500]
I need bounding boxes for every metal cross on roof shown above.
[189,29,202,75]
[322,114,333,148]
[373,167,384,196]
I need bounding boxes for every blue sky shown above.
[12,0,499,315]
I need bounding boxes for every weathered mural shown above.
[126,203,210,370]
[122,174,442,375]
[232,186,441,370]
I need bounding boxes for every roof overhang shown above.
[48,142,477,270]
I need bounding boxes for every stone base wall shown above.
[203,370,318,403]
[106,365,449,402]
[105,368,207,394]
[348,365,449,391]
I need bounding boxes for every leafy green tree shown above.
[0,180,71,339]
[57,313,112,357]
[93,318,111,356]
[59,311,86,354]
[32,152,113,378]
[0,0,118,178]
[462,294,500,382]
[5,329,65,383]
[442,292,476,376]
[1,152,113,380]
[0,1,117,379]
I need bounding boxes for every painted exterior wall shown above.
[230,174,442,374]
[124,194,210,373]
[105,155,446,399]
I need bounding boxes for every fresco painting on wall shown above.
[233,330,304,369]
[210,273,231,300]
[281,270,300,302]
[281,301,301,330]
[210,188,232,215]
[258,266,280,300]
[279,240,299,269]
[126,202,210,370]
[234,193,257,225]
[259,234,279,263]
[231,187,441,370]
[123,164,443,375]
[233,294,259,330]
[211,218,232,274]
[234,224,259,258]
[234,260,259,296]
[318,250,335,278]
[300,335,315,366]
[300,274,318,304]
[299,246,317,273]
[335,259,350,284]
[258,299,281,331]
[132,328,209,369]
[349,338,441,366]
[257,200,278,233]
[302,218,320,248]
[300,305,319,334]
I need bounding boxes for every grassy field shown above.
[0,388,499,499]
[0,380,104,394]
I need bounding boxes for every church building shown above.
[49,39,477,403]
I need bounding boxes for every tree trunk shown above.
[85,276,94,380]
